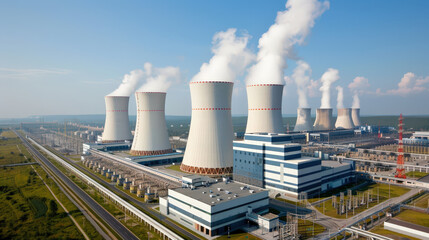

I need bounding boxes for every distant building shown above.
[403,131,429,146]
[160,177,277,237]
[233,133,354,198]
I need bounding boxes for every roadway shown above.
[48,147,201,240]
[16,131,140,240]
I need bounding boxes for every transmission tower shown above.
[395,114,406,179]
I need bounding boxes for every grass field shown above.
[396,209,429,227]
[405,171,429,179]
[277,217,325,239]
[0,165,84,239]
[215,229,261,240]
[314,183,410,219]
[0,130,32,165]
[166,164,185,172]
[370,225,420,240]
[408,193,429,209]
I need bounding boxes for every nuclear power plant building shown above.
[233,133,354,198]
[180,81,234,175]
[101,96,133,143]
[245,84,285,134]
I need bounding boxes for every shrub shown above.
[48,200,58,217]
[10,151,14,154]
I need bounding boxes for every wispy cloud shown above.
[0,68,71,79]
[377,72,429,96]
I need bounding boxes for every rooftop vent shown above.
[228,197,232,200]
[249,190,255,193]
[217,198,222,201]
[240,187,245,190]
[209,194,215,198]
[202,191,206,194]
[217,188,222,191]
[234,194,238,198]
[225,191,231,194]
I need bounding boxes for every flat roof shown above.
[321,160,351,168]
[282,157,320,164]
[171,181,266,206]
[260,213,279,220]
[387,218,429,234]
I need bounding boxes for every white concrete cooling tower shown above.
[313,108,334,131]
[180,81,234,175]
[245,84,285,134]
[130,92,173,156]
[102,96,133,143]
[351,108,362,126]
[335,108,355,129]
[294,108,313,131]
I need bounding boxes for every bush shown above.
[48,200,58,217]
[10,151,14,154]
[19,153,24,157]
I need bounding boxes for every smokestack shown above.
[351,108,362,126]
[245,84,285,134]
[180,81,233,175]
[102,96,133,143]
[294,108,313,131]
[130,92,172,156]
[335,108,355,129]
[313,108,333,131]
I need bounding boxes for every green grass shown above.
[0,165,84,239]
[314,183,410,219]
[405,171,429,178]
[0,130,32,165]
[408,193,429,208]
[215,229,261,240]
[166,164,185,172]
[396,209,429,227]
[370,224,420,240]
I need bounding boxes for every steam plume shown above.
[336,86,344,109]
[319,68,339,108]
[191,28,254,82]
[246,0,329,85]
[108,69,144,96]
[348,76,369,108]
[137,63,181,92]
[292,60,312,108]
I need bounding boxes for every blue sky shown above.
[1,0,428,118]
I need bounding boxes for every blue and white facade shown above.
[233,133,354,198]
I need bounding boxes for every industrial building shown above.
[131,92,173,156]
[181,81,234,175]
[245,84,285,134]
[403,132,429,146]
[101,96,133,143]
[313,108,334,130]
[351,108,362,126]
[294,108,313,132]
[335,108,355,129]
[160,176,277,237]
[233,133,354,198]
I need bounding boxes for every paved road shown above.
[1,162,39,167]
[17,132,139,240]
[50,148,201,240]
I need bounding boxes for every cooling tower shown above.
[180,81,234,175]
[130,92,173,156]
[245,84,285,134]
[102,96,133,143]
[335,108,355,129]
[294,108,313,131]
[351,108,362,126]
[313,108,334,131]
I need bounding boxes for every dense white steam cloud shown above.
[137,63,181,92]
[246,0,329,85]
[348,76,369,108]
[292,60,312,108]
[108,69,144,96]
[336,86,344,109]
[319,68,339,108]
[191,28,254,82]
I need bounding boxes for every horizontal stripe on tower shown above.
[246,84,283,87]
[192,108,231,110]
[137,109,164,112]
[189,81,233,84]
[106,110,128,112]
[248,108,281,111]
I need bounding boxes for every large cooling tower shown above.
[180,81,233,175]
[130,92,173,156]
[245,84,285,134]
[102,96,133,143]
[335,108,355,129]
[313,108,334,131]
[351,108,362,126]
[294,108,313,131]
